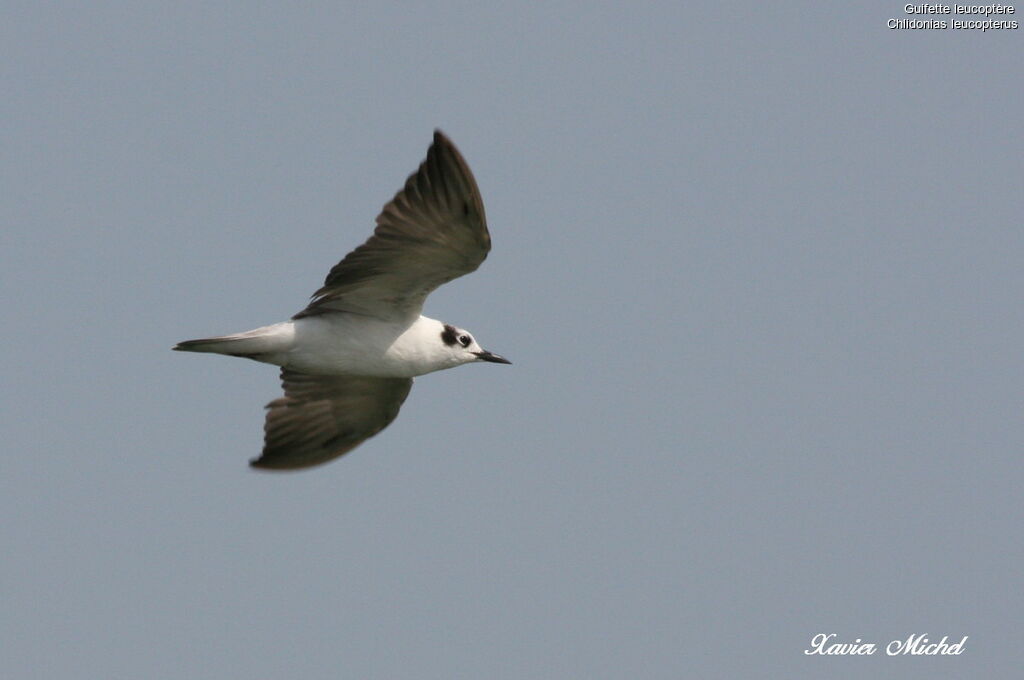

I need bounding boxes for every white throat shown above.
[385,315,471,376]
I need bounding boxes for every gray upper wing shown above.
[251,370,413,470]
[296,130,490,320]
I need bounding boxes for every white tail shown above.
[173,323,293,358]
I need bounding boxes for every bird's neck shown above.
[383,316,456,376]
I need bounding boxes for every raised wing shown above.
[250,370,413,470]
[296,130,490,320]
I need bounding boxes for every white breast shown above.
[285,314,451,378]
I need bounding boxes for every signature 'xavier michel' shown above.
[175,131,510,470]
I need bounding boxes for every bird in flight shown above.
[174,131,510,470]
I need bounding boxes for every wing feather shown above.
[250,370,413,470]
[296,130,489,320]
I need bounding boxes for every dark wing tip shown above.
[429,129,471,175]
[427,129,488,232]
[248,450,352,472]
[248,455,305,472]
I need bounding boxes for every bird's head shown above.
[439,323,511,367]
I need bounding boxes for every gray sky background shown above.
[3,2,1021,678]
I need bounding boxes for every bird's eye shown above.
[458,335,471,347]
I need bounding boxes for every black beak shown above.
[474,350,512,365]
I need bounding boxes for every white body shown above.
[205,314,477,378]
